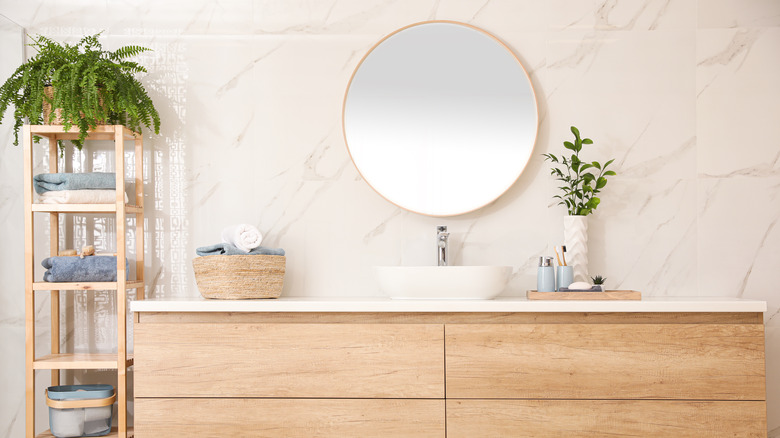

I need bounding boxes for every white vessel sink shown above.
[375,266,512,300]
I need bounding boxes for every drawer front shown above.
[136,398,445,438]
[135,323,443,398]
[447,400,767,438]
[446,323,765,399]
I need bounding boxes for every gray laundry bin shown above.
[46,385,115,438]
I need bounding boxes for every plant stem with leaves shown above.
[543,126,616,216]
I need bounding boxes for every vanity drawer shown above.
[446,400,767,438]
[135,323,444,398]
[445,323,765,400]
[136,398,445,437]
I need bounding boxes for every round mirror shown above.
[343,21,538,216]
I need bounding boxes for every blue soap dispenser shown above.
[537,256,555,292]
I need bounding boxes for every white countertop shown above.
[131,296,767,313]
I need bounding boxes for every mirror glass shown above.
[343,21,538,216]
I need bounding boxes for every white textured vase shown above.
[563,215,588,283]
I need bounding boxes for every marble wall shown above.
[0,0,778,435]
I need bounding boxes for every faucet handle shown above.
[437,225,448,233]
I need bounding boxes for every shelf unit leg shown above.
[49,141,60,388]
[115,126,128,437]
[23,125,35,437]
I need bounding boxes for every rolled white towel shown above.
[221,224,263,252]
[38,189,128,204]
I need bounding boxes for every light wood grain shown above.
[33,353,133,369]
[36,427,133,438]
[32,280,144,290]
[446,323,766,400]
[135,323,444,398]
[527,290,641,300]
[137,311,763,325]
[30,203,143,213]
[29,124,137,140]
[446,400,767,438]
[23,124,35,437]
[114,126,128,436]
[48,142,60,388]
[45,392,115,409]
[135,399,444,438]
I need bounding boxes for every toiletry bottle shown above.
[537,256,555,292]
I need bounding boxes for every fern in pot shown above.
[0,33,160,150]
[543,126,616,282]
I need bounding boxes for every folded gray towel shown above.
[42,256,128,282]
[34,172,116,195]
[196,243,285,257]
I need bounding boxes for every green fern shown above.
[0,33,161,151]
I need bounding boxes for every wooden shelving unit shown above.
[32,354,134,370]
[31,204,144,213]
[23,125,144,438]
[36,427,134,438]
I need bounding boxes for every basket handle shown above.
[45,389,116,409]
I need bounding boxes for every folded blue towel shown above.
[34,172,116,195]
[42,256,128,282]
[196,243,285,257]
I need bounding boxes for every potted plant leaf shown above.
[591,274,607,291]
[543,126,616,282]
[0,33,161,150]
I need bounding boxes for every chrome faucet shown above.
[437,226,449,266]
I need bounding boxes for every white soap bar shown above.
[568,281,593,290]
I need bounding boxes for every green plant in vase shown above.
[542,126,616,216]
[0,33,161,150]
[543,126,616,283]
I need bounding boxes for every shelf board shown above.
[33,280,144,291]
[32,203,143,213]
[29,124,139,141]
[37,427,133,438]
[33,353,134,370]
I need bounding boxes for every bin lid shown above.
[47,384,114,400]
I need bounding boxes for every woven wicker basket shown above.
[192,255,285,299]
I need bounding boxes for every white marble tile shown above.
[436,0,549,33]
[544,29,697,182]
[0,323,25,438]
[698,0,780,29]
[549,0,696,31]
[546,28,695,97]
[549,0,697,31]
[696,28,780,177]
[0,16,31,437]
[591,176,698,296]
[10,0,257,36]
[697,177,780,304]
[253,0,438,36]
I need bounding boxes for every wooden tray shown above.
[527,290,642,300]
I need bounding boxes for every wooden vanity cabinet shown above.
[133,311,767,437]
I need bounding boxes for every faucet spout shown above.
[437,226,449,266]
